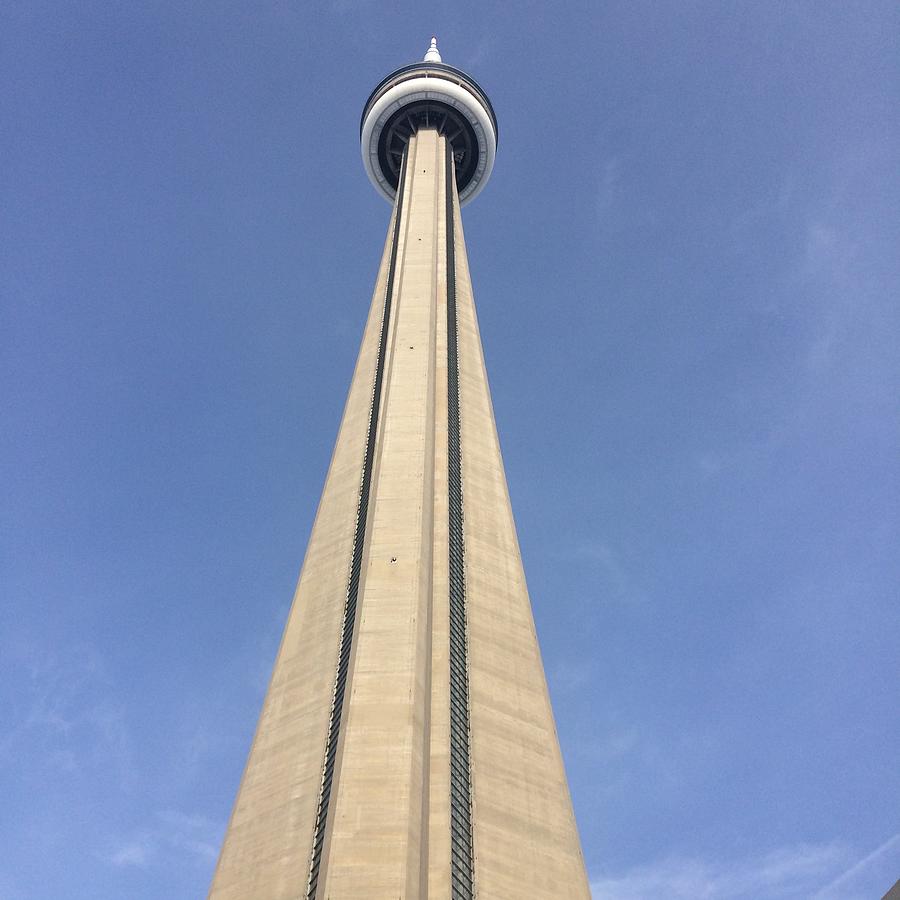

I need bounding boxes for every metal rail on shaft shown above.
[445,136,475,900]
[306,149,409,900]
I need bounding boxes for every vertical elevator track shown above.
[306,151,409,900]
[445,139,475,899]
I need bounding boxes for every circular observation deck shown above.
[360,41,498,206]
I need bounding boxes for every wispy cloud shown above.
[591,843,848,899]
[584,727,640,765]
[813,833,900,900]
[107,836,155,869]
[591,835,900,900]
[597,157,619,226]
[565,539,646,606]
[102,810,222,871]
[728,176,794,240]
[797,219,858,375]
[158,810,221,863]
[0,639,133,786]
[551,658,596,694]
[801,222,848,281]
[328,0,377,14]
[695,155,895,480]
[460,35,493,71]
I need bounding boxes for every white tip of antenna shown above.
[423,36,442,63]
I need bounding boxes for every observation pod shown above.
[360,38,499,205]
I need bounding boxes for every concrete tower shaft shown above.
[209,47,589,900]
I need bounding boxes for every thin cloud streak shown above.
[592,835,900,900]
[565,539,646,607]
[0,639,134,788]
[102,810,222,871]
[106,837,155,869]
[591,842,851,900]
[813,833,900,900]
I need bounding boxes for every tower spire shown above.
[423,35,442,63]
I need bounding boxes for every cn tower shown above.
[209,39,590,899]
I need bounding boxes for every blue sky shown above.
[2,2,898,898]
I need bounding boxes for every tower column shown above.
[321,127,446,898]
